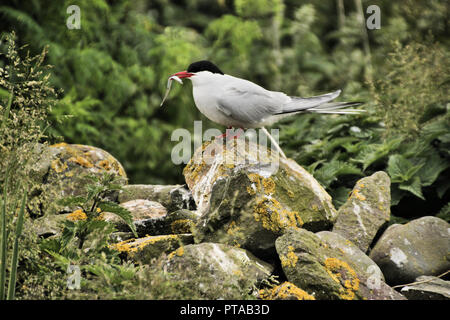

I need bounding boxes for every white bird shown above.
[166,60,364,157]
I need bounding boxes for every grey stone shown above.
[275,228,406,300]
[163,242,274,299]
[333,171,391,252]
[28,143,127,216]
[118,184,195,212]
[400,275,450,300]
[104,199,198,237]
[184,139,336,258]
[369,216,450,285]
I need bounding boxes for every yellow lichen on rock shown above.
[111,235,180,254]
[247,173,276,195]
[259,282,315,300]
[287,189,295,199]
[65,170,75,177]
[168,246,184,260]
[225,220,245,247]
[49,142,68,148]
[94,210,105,221]
[246,185,256,195]
[97,159,111,171]
[262,177,276,194]
[280,246,298,268]
[68,156,94,168]
[110,238,136,253]
[170,219,194,233]
[66,209,88,221]
[51,159,68,173]
[183,159,207,184]
[253,197,303,233]
[324,257,360,300]
[226,220,240,235]
[350,188,366,201]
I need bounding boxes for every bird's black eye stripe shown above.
[187,60,224,74]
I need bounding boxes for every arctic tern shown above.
[164,60,363,157]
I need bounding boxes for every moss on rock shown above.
[27,143,127,216]
[333,171,391,253]
[185,139,336,258]
[369,216,450,285]
[275,228,405,300]
[259,282,315,300]
[111,234,194,263]
[162,242,274,299]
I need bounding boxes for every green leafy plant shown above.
[0,171,28,300]
[55,173,137,252]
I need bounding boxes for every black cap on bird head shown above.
[187,60,224,75]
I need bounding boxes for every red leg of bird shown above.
[216,126,233,139]
[215,127,245,140]
[230,128,243,139]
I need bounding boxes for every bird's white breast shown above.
[190,73,243,127]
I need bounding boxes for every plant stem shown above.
[337,0,346,30]
[7,189,27,300]
[392,270,450,289]
[354,0,373,81]
[0,170,8,300]
[1,88,14,131]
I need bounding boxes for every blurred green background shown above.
[0,0,449,221]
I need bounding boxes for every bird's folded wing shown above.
[217,84,287,124]
[281,90,341,113]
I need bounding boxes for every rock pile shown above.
[33,141,450,300]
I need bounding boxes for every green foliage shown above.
[32,172,139,298]
[54,172,137,251]
[6,189,27,300]
[280,39,449,214]
[0,33,53,300]
[0,0,449,299]
[371,41,449,139]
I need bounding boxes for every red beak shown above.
[172,71,194,78]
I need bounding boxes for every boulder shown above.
[400,276,450,300]
[332,171,391,252]
[28,143,127,216]
[184,139,336,257]
[27,213,69,238]
[111,234,194,263]
[259,282,316,300]
[369,216,450,285]
[163,242,274,299]
[118,184,195,212]
[275,228,405,300]
[104,200,197,237]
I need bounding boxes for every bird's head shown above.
[171,60,224,83]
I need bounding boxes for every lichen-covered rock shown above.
[111,234,194,263]
[28,143,127,216]
[400,276,450,300]
[369,216,450,285]
[184,139,336,257]
[27,213,69,238]
[118,184,195,212]
[110,231,135,243]
[332,171,391,253]
[163,242,274,299]
[104,200,198,237]
[275,228,405,300]
[316,231,386,282]
[259,282,315,300]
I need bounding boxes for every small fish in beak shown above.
[160,75,183,107]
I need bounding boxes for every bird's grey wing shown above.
[216,83,287,125]
[281,90,341,112]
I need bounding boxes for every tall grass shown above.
[0,87,28,300]
[0,171,7,300]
